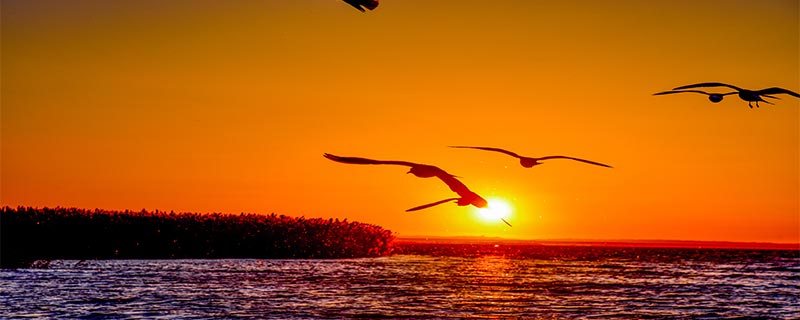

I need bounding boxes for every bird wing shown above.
[672,82,744,92]
[434,173,474,196]
[406,198,459,212]
[341,0,378,12]
[325,153,467,194]
[342,0,366,12]
[653,89,711,96]
[449,146,522,158]
[500,218,513,227]
[757,87,800,98]
[536,156,613,168]
[654,90,738,97]
[323,153,418,167]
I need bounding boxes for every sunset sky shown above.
[2,0,798,243]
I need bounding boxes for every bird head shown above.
[471,197,488,208]
[457,192,488,208]
[708,94,724,103]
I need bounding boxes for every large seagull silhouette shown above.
[450,146,613,169]
[323,153,511,227]
[658,82,799,108]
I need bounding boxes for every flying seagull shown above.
[668,82,799,108]
[449,146,613,169]
[341,0,379,12]
[323,153,511,226]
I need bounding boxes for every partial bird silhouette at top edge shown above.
[654,82,799,108]
[323,153,512,227]
[342,0,379,12]
[449,146,613,169]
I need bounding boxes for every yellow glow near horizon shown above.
[475,198,513,224]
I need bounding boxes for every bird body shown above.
[449,146,613,169]
[665,82,799,108]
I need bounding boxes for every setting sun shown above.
[475,198,513,224]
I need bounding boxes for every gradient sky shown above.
[2,0,798,243]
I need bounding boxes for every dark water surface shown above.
[2,245,798,319]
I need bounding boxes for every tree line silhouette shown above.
[1,206,395,268]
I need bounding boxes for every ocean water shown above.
[2,245,798,319]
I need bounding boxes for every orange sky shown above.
[2,0,798,243]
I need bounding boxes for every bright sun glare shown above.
[476,198,513,223]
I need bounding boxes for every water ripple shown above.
[1,247,798,319]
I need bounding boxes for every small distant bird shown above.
[341,0,379,12]
[665,82,799,108]
[324,153,511,226]
[450,146,613,169]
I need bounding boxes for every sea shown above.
[2,244,798,319]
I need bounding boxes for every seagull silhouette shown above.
[341,0,379,12]
[450,146,612,169]
[324,153,508,225]
[669,82,799,108]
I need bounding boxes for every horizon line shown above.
[396,235,800,250]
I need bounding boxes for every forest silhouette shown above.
[1,207,394,268]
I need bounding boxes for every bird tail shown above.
[406,198,459,212]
